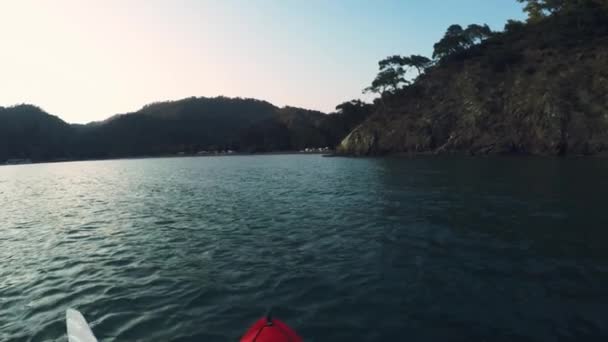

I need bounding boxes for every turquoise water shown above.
[1,155,608,341]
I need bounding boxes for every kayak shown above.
[240,315,302,342]
[66,309,302,342]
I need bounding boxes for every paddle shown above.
[66,308,98,342]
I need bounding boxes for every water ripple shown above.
[1,156,608,341]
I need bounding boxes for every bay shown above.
[1,155,607,341]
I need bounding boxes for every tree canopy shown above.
[365,54,431,97]
[518,0,608,21]
[365,22,492,99]
[364,64,407,97]
[335,99,372,114]
[378,55,432,75]
[433,24,493,60]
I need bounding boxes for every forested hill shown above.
[0,105,73,162]
[339,0,608,156]
[0,97,372,163]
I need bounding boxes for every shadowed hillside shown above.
[0,105,73,162]
[339,0,608,156]
[0,97,372,163]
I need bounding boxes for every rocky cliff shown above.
[339,8,608,156]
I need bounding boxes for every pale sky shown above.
[0,1,525,123]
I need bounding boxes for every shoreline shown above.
[0,151,333,167]
[4,150,606,167]
[325,150,608,159]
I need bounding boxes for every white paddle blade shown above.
[66,309,98,342]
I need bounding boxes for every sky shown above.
[0,0,526,123]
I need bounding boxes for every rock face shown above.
[339,10,608,156]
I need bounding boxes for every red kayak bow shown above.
[240,315,302,342]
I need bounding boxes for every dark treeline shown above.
[363,0,608,100]
[0,97,373,163]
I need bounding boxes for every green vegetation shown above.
[343,0,608,156]
[320,100,374,148]
[0,97,372,163]
[432,24,493,60]
[364,0,608,98]
[363,65,407,97]
[401,0,604,73]
[0,105,72,162]
[518,0,608,21]
[364,22,492,97]
[365,55,432,97]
